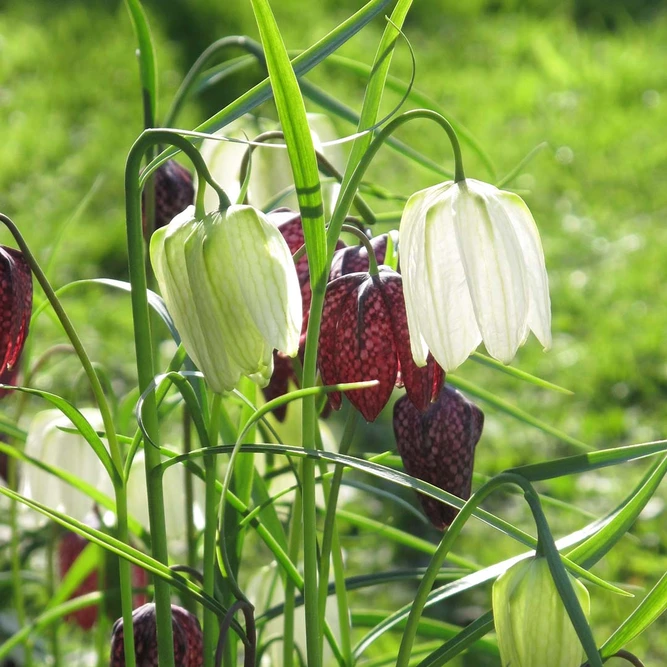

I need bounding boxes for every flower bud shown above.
[150,204,301,393]
[393,385,483,528]
[142,160,194,237]
[492,557,590,667]
[109,603,203,666]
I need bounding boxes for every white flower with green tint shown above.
[492,557,589,667]
[150,204,301,393]
[200,112,344,215]
[399,178,552,371]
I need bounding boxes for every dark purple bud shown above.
[0,246,32,394]
[110,603,203,666]
[318,267,442,422]
[393,386,484,529]
[329,232,394,280]
[142,160,195,236]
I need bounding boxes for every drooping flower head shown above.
[0,246,32,390]
[393,385,483,529]
[142,159,195,237]
[400,178,551,371]
[150,204,302,393]
[318,266,443,422]
[110,603,203,667]
[492,556,589,667]
[200,113,344,215]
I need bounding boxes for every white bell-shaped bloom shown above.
[19,409,110,523]
[400,178,551,371]
[125,451,205,559]
[150,204,302,393]
[200,113,344,217]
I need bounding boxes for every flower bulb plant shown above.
[0,4,655,667]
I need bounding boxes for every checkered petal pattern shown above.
[393,385,484,529]
[142,160,195,236]
[0,246,32,389]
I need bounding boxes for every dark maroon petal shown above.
[0,356,20,398]
[110,603,202,667]
[331,277,398,421]
[318,274,366,411]
[142,160,195,235]
[393,386,484,529]
[262,351,297,422]
[377,270,444,411]
[59,530,99,630]
[0,246,32,380]
[329,233,391,280]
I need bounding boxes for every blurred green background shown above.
[1,0,667,664]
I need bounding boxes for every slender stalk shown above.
[7,455,31,666]
[0,213,136,666]
[125,129,231,666]
[204,393,223,667]
[183,408,198,608]
[340,223,379,275]
[282,490,303,667]
[317,409,359,664]
[47,524,61,667]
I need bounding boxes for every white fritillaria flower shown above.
[20,409,110,523]
[400,178,551,371]
[200,113,344,216]
[150,204,302,393]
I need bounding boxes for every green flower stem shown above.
[47,524,61,667]
[183,408,198,608]
[282,489,303,667]
[0,212,135,667]
[317,409,359,664]
[340,223,379,275]
[326,109,467,255]
[237,131,376,226]
[8,455,31,666]
[395,472,601,667]
[163,36,253,128]
[125,129,234,667]
[204,392,223,667]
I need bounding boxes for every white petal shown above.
[399,185,440,367]
[452,180,528,364]
[421,186,482,370]
[223,206,302,356]
[498,191,552,351]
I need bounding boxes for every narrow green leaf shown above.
[470,352,573,394]
[0,387,118,483]
[124,0,158,125]
[415,611,496,667]
[147,0,395,173]
[511,440,667,481]
[45,542,101,612]
[249,0,326,281]
[600,571,667,657]
[567,455,667,568]
[448,374,592,451]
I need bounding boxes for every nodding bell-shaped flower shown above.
[150,204,301,393]
[19,409,109,523]
[492,557,590,667]
[201,113,344,214]
[393,385,483,529]
[142,160,194,236]
[400,178,551,371]
[318,266,443,422]
[0,246,32,386]
[110,603,203,667]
